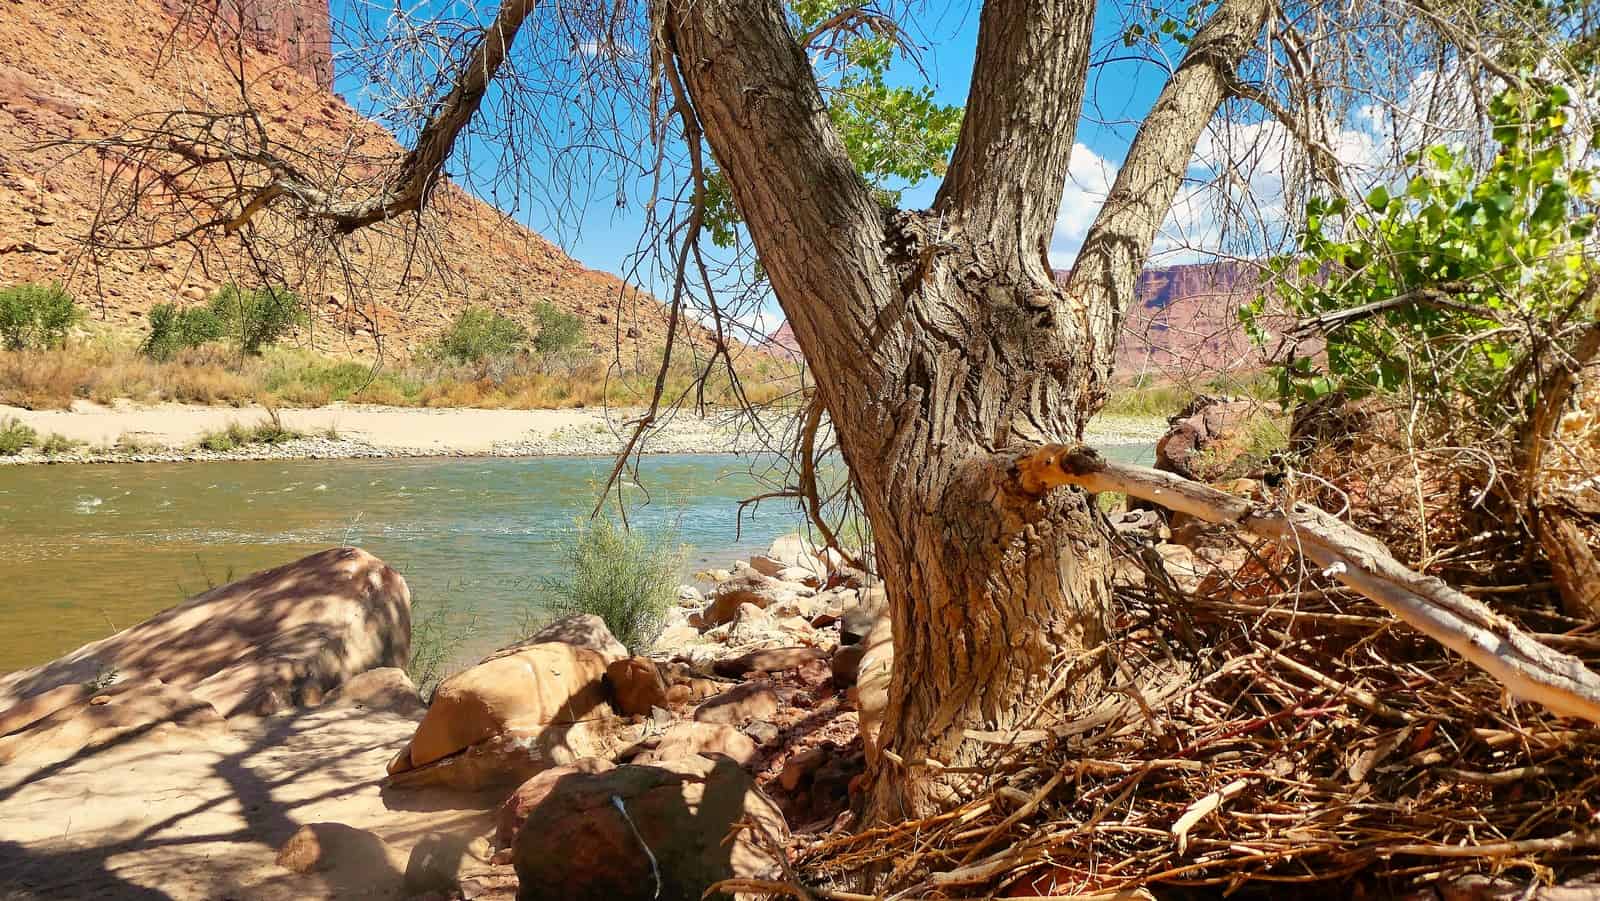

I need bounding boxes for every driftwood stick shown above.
[1015,445,1600,725]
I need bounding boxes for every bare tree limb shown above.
[1015,445,1600,725]
[1065,0,1271,367]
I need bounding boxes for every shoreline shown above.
[0,401,1166,465]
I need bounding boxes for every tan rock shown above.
[778,747,829,792]
[323,667,424,716]
[487,613,628,665]
[712,646,827,678]
[388,718,637,791]
[694,681,780,726]
[0,547,412,719]
[630,721,758,767]
[705,570,798,626]
[396,641,613,774]
[275,822,404,876]
[856,612,893,767]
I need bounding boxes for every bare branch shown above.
[1018,445,1600,725]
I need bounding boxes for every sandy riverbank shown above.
[0,400,1166,464]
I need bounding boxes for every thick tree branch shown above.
[1017,445,1600,725]
[1064,0,1271,367]
[932,0,1095,278]
[325,0,537,232]
[657,0,895,429]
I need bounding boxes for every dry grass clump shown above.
[773,538,1600,899]
[0,346,255,408]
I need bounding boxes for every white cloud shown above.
[1050,69,1483,269]
[1047,142,1116,268]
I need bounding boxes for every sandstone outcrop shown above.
[0,546,411,721]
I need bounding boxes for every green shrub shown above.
[36,432,82,455]
[436,306,528,363]
[0,417,37,455]
[532,301,584,353]
[0,284,80,350]
[197,413,300,452]
[1246,84,1598,415]
[408,592,481,698]
[208,284,303,355]
[141,303,227,360]
[544,516,684,652]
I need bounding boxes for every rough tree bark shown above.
[657,0,1271,818]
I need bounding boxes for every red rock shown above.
[495,758,617,850]
[509,755,786,901]
[607,656,669,716]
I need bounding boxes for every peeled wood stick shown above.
[1015,445,1600,725]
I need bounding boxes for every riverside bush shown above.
[0,416,37,455]
[408,592,481,697]
[197,412,301,451]
[435,306,528,363]
[0,284,80,350]
[532,301,584,353]
[544,515,684,652]
[208,284,303,355]
[141,303,227,360]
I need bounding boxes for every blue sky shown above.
[327,1,1203,326]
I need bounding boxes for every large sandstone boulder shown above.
[510,754,786,901]
[0,547,411,722]
[0,677,227,766]
[388,627,627,789]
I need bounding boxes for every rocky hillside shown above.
[0,0,681,355]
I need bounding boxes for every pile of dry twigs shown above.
[779,540,1600,899]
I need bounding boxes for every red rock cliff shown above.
[163,0,333,88]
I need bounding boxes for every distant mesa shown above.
[765,321,803,362]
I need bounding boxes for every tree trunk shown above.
[658,0,1269,820]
